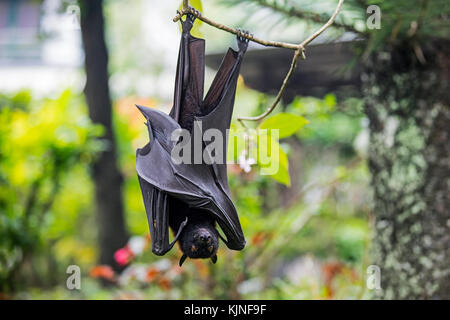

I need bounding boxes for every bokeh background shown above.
[0,0,448,300]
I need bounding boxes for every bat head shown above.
[179,214,219,264]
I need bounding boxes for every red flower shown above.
[114,246,134,266]
[251,231,266,246]
[158,277,172,291]
[145,267,160,282]
[89,265,115,280]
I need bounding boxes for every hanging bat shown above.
[135,13,249,266]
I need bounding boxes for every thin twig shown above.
[299,0,345,48]
[238,48,303,122]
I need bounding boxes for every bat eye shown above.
[191,245,197,252]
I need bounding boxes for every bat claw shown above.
[181,216,188,227]
[236,28,250,52]
[187,7,197,22]
[189,7,201,17]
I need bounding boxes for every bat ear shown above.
[179,253,188,267]
[211,255,217,264]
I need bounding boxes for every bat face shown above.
[179,217,219,259]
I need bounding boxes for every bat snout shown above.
[199,234,212,244]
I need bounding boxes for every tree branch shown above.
[174,7,300,50]
[174,0,345,124]
[182,0,189,11]
[238,48,302,125]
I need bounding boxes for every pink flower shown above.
[114,246,133,266]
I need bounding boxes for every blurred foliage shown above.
[0,90,104,291]
[226,0,450,49]
[0,0,375,300]
[1,86,371,299]
[225,0,450,63]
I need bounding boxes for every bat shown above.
[135,13,249,266]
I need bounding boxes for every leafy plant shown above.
[0,90,103,291]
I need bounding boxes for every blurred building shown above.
[0,0,83,96]
[0,0,361,100]
[0,0,41,63]
[206,41,362,101]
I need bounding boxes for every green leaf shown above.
[259,113,309,139]
[256,130,290,186]
[324,94,337,110]
[178,0,203,38]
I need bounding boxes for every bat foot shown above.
[180,11,196,34]
[187,13,196,23]
[189,6,201,18]
[236,28,251,52]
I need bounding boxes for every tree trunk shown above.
[363,41,450,299]
[79,0,128,269]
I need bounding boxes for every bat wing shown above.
[190,45,248,250]
[135,106,181,255]
[137,176,170,256]
[168,16,247,194]
[136,105,245,251]
[169,16,205,131]
[195,45,246,194]
[136,15,248,253]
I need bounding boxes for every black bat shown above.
[135,13,249,266]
